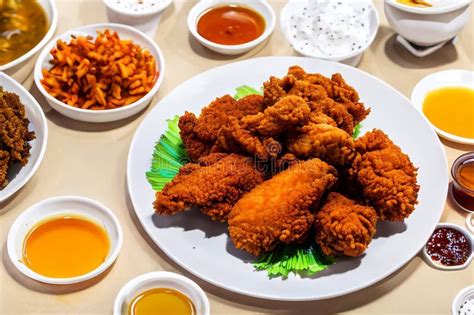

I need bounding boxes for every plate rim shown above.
[126,56,448,301]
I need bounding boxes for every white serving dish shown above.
[7,196,123,285]
[104,0,172,37]
[411,70,474,145]
[422,223,473,271]
[127,56,448,301]
[280,0,379,67]
[34,23,165,123]
[0,0,58,83]
[467,213,474,234]
[0,73,48,203]
[113,271,210,315]
[384,0,472,47]
[453,285,474,315]
[187,0,276,55]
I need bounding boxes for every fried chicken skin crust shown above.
[154,153,264,221]
[315,192,377,257]
[228,159,338,256]
[286,123,356,166]
[179,94,265,161]
[349,129,419,221]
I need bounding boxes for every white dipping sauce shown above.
[283,0,372,58]
[105,0,169,13]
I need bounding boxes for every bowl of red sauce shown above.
[187,0,276,55]
[423,223,473,270]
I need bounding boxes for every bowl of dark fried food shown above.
[0,72,47,203]
[127,57,448,301]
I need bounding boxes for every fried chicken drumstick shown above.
[228,158,338,256]
[154,153,265,221]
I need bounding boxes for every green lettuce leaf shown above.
[234,85,263,100]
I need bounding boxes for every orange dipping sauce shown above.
[197,5,265,45]
[22,215,110,278]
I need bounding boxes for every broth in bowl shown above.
[0,0,48,65]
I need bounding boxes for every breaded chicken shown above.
[179,94,265,161]
[286,123,356,166]
[349,129,419,221]
[228,159,338,256]
[315,192,377,257]
[154,153,264,221]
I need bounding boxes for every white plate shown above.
[0,73,48,203]
[127,56,448,301]
[411,70,474,145]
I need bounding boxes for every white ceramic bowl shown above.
[411,70,474,145]
[0,73,48,203]
[0,0,58,83]
[422,222,473,271]
[453,285,474,315]
[280,0,379,67]
[384,0,472,46]
[187,0,276,55]
[104,0,172,37]
[34,23,165,123]
[7,196,123,284]
[467,213,474,234]
[113,271,210,315]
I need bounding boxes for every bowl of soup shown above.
[0,0,58,83]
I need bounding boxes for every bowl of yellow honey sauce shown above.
[7,196,123,284]
[411,70,474,145]
[114,271,210,315]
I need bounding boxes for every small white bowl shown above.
[187,0,276,55]
[422,223,473,271]
[34,23,165,123]
[104,0,172,37]
[7,196,123,284]
[0,0,58,83]
[113,271,210,315]
[411,70,474,145]
[0,73,48,203]
[384,0,472,46]
[452,285,474,315]
[467,213,474,234]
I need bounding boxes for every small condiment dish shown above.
[187,0,276,55]
[384,0,472,47]
[34,23,165,123]
[452,285,474,315]
[280,0,379,67]
[467,213,474,234]
[104,0,172,37]
[113,271,210,315]
[0,0,58,83]
[7,196,123,284]
[411,70,474,145]
[422,222,473,271]
[0,72,48,203]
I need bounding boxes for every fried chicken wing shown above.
[154,153,264,221]
[179,94,265,161]
[228,159,338,256]
[315,192,378,257]
[286,123,356,166]
[349,129,419,221]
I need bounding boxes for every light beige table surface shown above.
[1,0,473,314]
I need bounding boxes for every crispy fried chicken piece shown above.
[228,159,338,256]
[154,153,264,221]
[315,192,378,257]
[349,129,419,221]
[179,95,265,161]
[262,75,296,107]
[286,123,356,166]
[0,150,10,188]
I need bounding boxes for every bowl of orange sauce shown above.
[7,196,123,284]
[411,70,474,145]
[187,0,275,55]
[113,271,210,315]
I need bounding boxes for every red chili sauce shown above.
[426,227,472,266]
